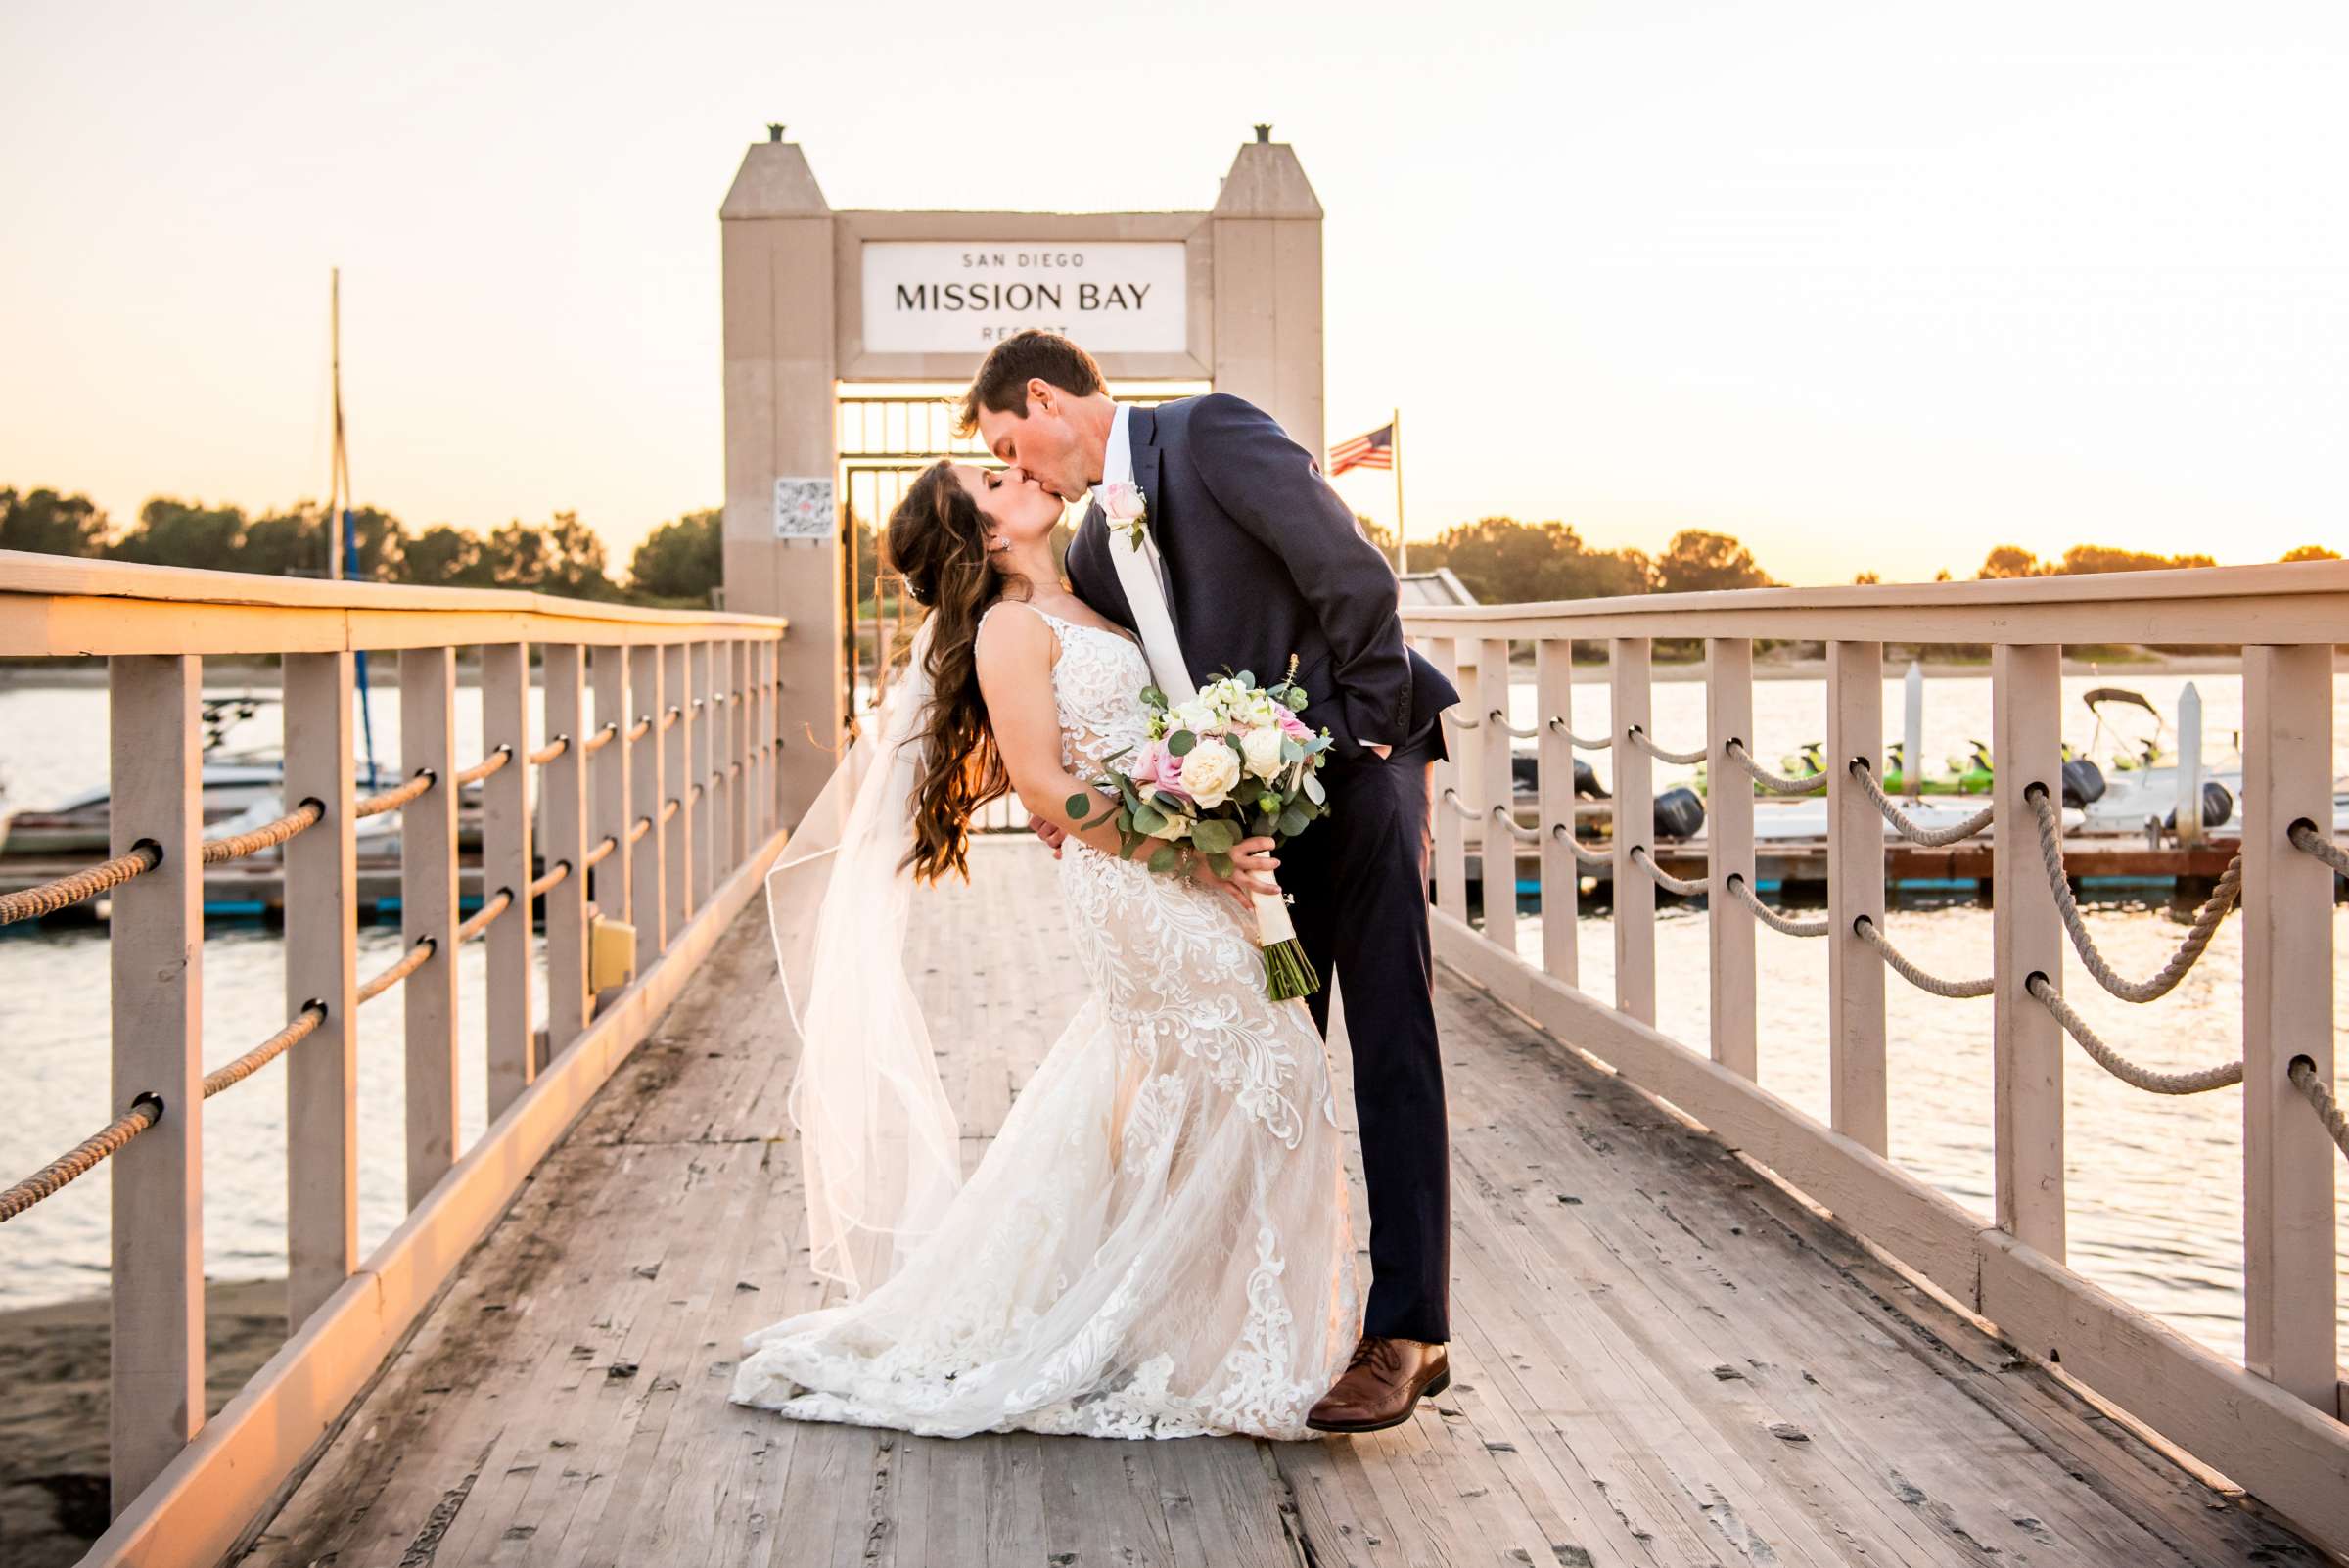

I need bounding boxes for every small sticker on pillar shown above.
[773,478,836,539]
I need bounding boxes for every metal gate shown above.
[835,387,1204,829]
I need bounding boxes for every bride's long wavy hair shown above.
[885,460,1019,883]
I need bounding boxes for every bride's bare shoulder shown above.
[973,599,1057,673]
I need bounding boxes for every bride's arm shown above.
[974,608,1273,904]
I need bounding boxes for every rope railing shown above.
[3,995,333,1221]
[1548,716,1609,749]
[201,797,325,864]
[1439,788,1482,821]
[1726,872,1830,936]
[2288,1058,2349,1162]
[1442,709,1482,732]
[2024,784,2241,1004]
[0,841,161,926]
[1854,915,1994,998]
[1724,738,1826,796]
[2288,819,2349,878]
[2022,973,2245,1094]
[1490,805,1542,844]
[201,1002,329,1098]
[626,716,653,743]
[628,815,653,845]
[1550,823,1612,869]
[1626,725,1707,765]
[355,768,437,820]
[583,834,619,868]
[529,736,569,766]
[456,891,513,944]
[660,797,682,825]
[660,706,681,733]
[1629,844,1708,897]
[1489,709,1541,739]
[529,861,570,898]
[454,746,512,787]
[581,722,619,755]
[0,1094,161,1222]
[1850,759,1996,847]
[358,936,436,1004]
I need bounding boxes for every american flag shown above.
[1326,422,1394,474]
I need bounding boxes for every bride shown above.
[727,457,1360,1440]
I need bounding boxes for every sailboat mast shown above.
[328,268,346,580]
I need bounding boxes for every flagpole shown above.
[1391,407,1407,576]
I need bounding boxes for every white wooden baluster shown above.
[757,639,776,841]
[664,643,691,935]
[590,646,634,992]
[1610,637,1655,1025]
[482,643,532,1120]
[1534,636,1579,984]
[1992,644,2065,1256]
[108,654,204,1513]
[691,640,714,901]
[631,643,668,952]
[730,640,751,870]
[1706,637,1756,1079]
[282,652,358,1331]
[1426,637,1467,924]
[400,646,460,1207]
[1477,637,1517,955]
[2241,643,2338,1410]
[542,645,590,1060]
[1824,639,1886,1155]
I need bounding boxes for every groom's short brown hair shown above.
[955,330,1105,436]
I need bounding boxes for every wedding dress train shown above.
[728,603,1358,1440]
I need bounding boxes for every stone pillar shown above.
[720,134,839,822]
[1211,130,1325,460]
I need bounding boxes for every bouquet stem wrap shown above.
[1251,882,1319,1001]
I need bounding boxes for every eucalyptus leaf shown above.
[1148,845,1179,874]
[1208,851,1233,875]
[1132,804,1168,835]
[1064,792,1092,819]
[1140,685,1169,709]
[1168,729,1197,757]
[1280,738,1304,763]
[1190,818,1237,855]
[1278,806,1309,837]
[1303,773,1327,805]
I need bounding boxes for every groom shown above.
[960,330,1459,1432]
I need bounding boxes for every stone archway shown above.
[717,127,1326,818]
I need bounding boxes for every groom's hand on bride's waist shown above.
[1028,812,1069,856]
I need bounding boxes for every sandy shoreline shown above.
[0,1277,285,1568]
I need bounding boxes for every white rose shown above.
[1239,725,1286,781]
[1146,809,1190,842]
[1177,742,1242,808]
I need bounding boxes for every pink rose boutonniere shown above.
[1096,482,1149,550]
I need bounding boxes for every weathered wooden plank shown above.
[1991,643,2065,1256]
[214,840,2326,1568]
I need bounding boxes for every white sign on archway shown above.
[859,241,1189,355]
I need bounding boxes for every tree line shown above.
[0,487,725,607]
[4,484,2336,613]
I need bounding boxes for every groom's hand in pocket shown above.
[1028,812,1068,857]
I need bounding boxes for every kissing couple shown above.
[730,329,1460,1439]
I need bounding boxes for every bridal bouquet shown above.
[1065,660,1333,999]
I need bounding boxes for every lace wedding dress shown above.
[729,602,1359,1440]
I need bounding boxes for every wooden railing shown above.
[1404,558,2349,1553]
[0,552,793,1568]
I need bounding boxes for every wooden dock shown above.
[234,838,2312,1567]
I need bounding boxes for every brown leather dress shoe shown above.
[1305,1334,1451,1434]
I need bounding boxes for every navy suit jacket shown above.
[1064,393,1458,763]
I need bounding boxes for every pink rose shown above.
[1276,707,1313,740]
[1096,482,1146,522]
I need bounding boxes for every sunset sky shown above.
[3,2,2342,586]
